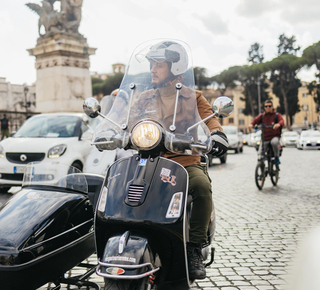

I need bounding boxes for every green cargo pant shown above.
[185,164,212,245]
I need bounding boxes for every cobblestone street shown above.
[191,146,320,290]
[1,146,319,289]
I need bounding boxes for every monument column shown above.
[26,0,96,113]
[28,35,96,113]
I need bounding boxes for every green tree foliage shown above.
[277,33,300,56]
[248,43,264,64]
[302,41,320,111]
[266,53,302,127]
[211,66,241,95]
[92,73,124,97]
[238,43,269,116]
[239,64,269,117]
[194,67,211,90]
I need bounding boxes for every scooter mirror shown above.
[83,97,101,118]
[212,96,234,118]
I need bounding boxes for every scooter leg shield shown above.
[96,231,160,280]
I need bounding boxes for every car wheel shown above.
[208,155,213,167]
[220,154,227,164]
[69,161,83,173]
[0,186,11,193]
[240,146,243,153]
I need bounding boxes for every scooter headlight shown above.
[131,121,161,150]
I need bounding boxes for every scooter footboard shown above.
[97,231,160,280]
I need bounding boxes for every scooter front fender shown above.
[97,231,160,280]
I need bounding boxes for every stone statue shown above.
[26,0,83,37]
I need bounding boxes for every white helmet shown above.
[146,41,188,76]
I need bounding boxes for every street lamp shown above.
[23,85,29,119]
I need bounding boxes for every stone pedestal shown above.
[27,34,96,113]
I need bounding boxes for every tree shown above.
[266,54,302,128]
[211,66,241,95]
[302,41,320,111]
[194,67,211,90]
[240,43,269,116]
[92,73,124,97]
[277,33,300,56]
[248,42,264,64]
[239,64,269,117]
[263,34,303,128]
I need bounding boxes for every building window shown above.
[239,119,245,125]
[302,92,308,98]
[228,118,234,124]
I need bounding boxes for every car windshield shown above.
[222,126,238,135]
[15,115,80,138]
[301,130,320,138]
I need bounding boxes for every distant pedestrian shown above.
[1,114,10,140]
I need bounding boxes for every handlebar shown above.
[254,124,274,129]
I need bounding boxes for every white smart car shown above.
[0,113,92,193]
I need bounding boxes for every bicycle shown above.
[254,125,281,190]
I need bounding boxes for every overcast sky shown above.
[1,0,320,86]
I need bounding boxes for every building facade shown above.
[0,77,36,133]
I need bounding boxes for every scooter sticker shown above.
[106,267,125,275]
[160,167,176,186]
[139,159,147,166]
[106,256,136,263]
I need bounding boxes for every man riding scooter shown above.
[131,40,229,279]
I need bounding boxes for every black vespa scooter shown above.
[83,39,233,290]
[0,162,104,290]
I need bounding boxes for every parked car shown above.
[206,151,227,166]
[242,133,250,146]
[297,130,320,150]
[281,131,300,147]
[0,113,92,193]
[248,130,262,151]
[222,125,243,153]
[84,148,136,175]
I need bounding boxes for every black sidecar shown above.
[0,165,104,290]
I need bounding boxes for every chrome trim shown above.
[97,261,160,279]
[21,219,93,251]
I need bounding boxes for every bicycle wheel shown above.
[255,162,266,190]
[270,160,279,186]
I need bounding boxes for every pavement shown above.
[2,146,319,290]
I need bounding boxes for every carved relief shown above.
[67,77,84,99]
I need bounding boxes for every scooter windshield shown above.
[22,162,88,193]
[93,39,211,155]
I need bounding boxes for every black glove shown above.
[210,131,229,157]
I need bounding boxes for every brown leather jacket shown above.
[132,81,223,167]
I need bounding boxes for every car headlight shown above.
[48,144,67,158]
[0,144,4,158]
[131,121,161,150]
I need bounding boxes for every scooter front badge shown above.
[106,267,125,275]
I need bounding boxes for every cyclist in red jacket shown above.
[249,100,285,165]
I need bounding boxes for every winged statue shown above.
[26,0,83,37]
